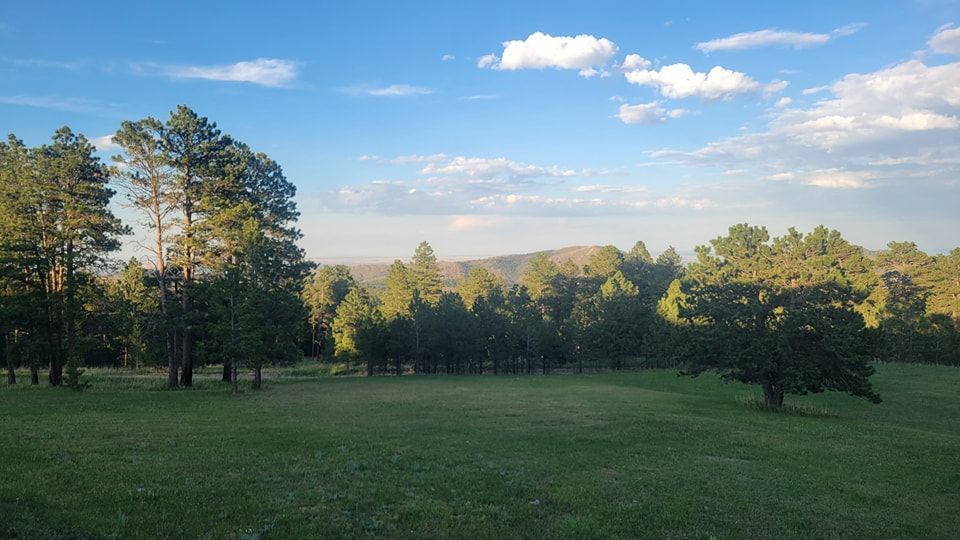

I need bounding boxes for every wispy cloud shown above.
[333,153,706,216]
[90,134,120,151]
[0,94,123,115]
[695,23,866,53]
[344,84,433,97]
[160,58,298,87]
[0,57,84,70]
[460,93,499,101]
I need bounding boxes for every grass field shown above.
[2,363,959,539]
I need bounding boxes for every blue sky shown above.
[2,1,959,261]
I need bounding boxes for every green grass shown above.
[2,363,959,539]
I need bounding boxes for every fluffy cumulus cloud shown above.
[478,32,617,76]
[163,58,298,87]
[620,54,651,71]
[772,60,960,148]
[331,153,712,216]
[617,102,687,125]
[695,23,866,53]
[624,63,783,101]
[929,24,960,55]
[646,48,960,190]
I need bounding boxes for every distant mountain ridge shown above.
[342,245,606,291]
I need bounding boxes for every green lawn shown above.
[2,363,959,539]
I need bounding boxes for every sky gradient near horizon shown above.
[2,0,959,262]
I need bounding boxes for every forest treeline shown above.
[2,106,958,405]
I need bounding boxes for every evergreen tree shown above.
[303,265,357,359]
[332,287,382,374]
[680,224,881,407]
[380,260,415,319]
[459,267,506,309]
[112,117,178,386]
[162,105,226,386]
[410,241,443,304]
[927,248,960,324]
[584,245,624,278]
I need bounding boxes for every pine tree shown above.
[112,117,178,386]
[162,105,226,386]
[680,224,881,407]
[303,265,357,359]
[410,241,443,304]
[459,267,505,309]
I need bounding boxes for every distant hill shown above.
[341,245,605,291]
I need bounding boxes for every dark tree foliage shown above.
[679,225,882,407]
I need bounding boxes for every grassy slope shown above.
[1,364,959,539]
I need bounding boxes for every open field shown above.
[2,363,959,538]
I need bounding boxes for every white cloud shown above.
[469,193,713,212]
[479,32,617,72]
[0,94,120,114]
[617,102,687,124]
[460,94,499,101]
[345,84,434,97]
[477,54,499,68]
[572,184,648,193]
[336,153,706,216]
[833,23,868,37]
[441,54,456,62]
[766,169,873,189]
[802,85,829,95]
[620,54,651,70]
[773,60,960,147]
[695,23,866,52]
[625,63,781,101]
[775,97,793,108]
[648,56,960,193]
[421,156,576,181]
[930,24,960,55]
[164,58,297,87]
[90,134,120,151]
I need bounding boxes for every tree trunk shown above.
[222,360,231,382]
[6,365,14,385]
[30,365,39,385]
[180,197,194,387]
[395,357,402,376]
[367,357,373,377]
[180,275,193,386]
[253,366,262,389]
[168,329,179,388]
[48,354,62,386]
[231,358,238,393]
[762,382,785,407]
